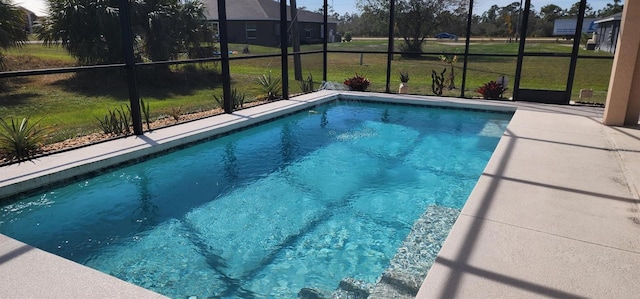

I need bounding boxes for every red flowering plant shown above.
[476,81,507,99]
[344,73,371,91]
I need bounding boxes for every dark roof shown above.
[202,0,338,23]
[594,12,622,24]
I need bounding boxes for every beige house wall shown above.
[603,1,640,125]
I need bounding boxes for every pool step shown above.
[368,205,460,298]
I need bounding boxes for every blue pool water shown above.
[0,100,511,297]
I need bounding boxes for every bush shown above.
[476,81,507,99]
[399,41,423,58]
[343,32,352,42]
[344,73,370,91]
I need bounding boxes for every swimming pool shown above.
[0,99,511,297]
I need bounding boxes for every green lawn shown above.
[0,40,614,143]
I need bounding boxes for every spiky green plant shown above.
[214,88,246,110]
[257,71,282,101]
[231,88,246,109]
[213,94,223,107]
[117,106,132,134]
[298,72,314,93]
[140,98,151,131]
[0,116,48,162]
[95,106,131,135]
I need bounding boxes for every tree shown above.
[135,0,215,61]
[540,4,565,21]
[0,0,28,70]
[315,4,340,20]
[500,2,523,41]
[597,0,623,17]
[475,2,521,38]
[357,0,467,54]
[566,1,595,18]
[39,0,213,65]
[539,4,565,36]
[355,0,390,37]
[395,0,467,53]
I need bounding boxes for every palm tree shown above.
[39,0,123,65]
[0,0,28,70]
[132,0,214,62]
[39,0,213,65]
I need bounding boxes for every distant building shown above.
[202,0,338,47]
[18,6,41,34]
[594,12,622,54]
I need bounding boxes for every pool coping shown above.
[2,91,639,298]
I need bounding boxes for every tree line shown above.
[0,0,626,71]
[335,0,623,45]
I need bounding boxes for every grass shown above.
[0,40,614,144]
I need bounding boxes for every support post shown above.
[565,0,587,104]
[385,0,395,93]
[290,0,302,81]
[512,0,531,101]
[460,0,474,98]
[322,0,328,82]
[119,0,143,135]
[280,0,289,100]
[603,2,640,125]
[217,0,232,113]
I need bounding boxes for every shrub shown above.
[344,73,370,91]
[431,68,446,96]
[476,81,507,99]
[257,71,282,101]
[343,32,352,42]
[0,116,48,162]
[399,42,423,58]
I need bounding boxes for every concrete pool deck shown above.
[1,91,639,297]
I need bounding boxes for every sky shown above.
[17,0,621,17]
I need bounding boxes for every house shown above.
[594,12,622,54]
[202,0,339,47]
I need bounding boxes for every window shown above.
[246,22,257,39]
[275,23,280,36]
[305,27,312,39]
[210,22,219,41]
